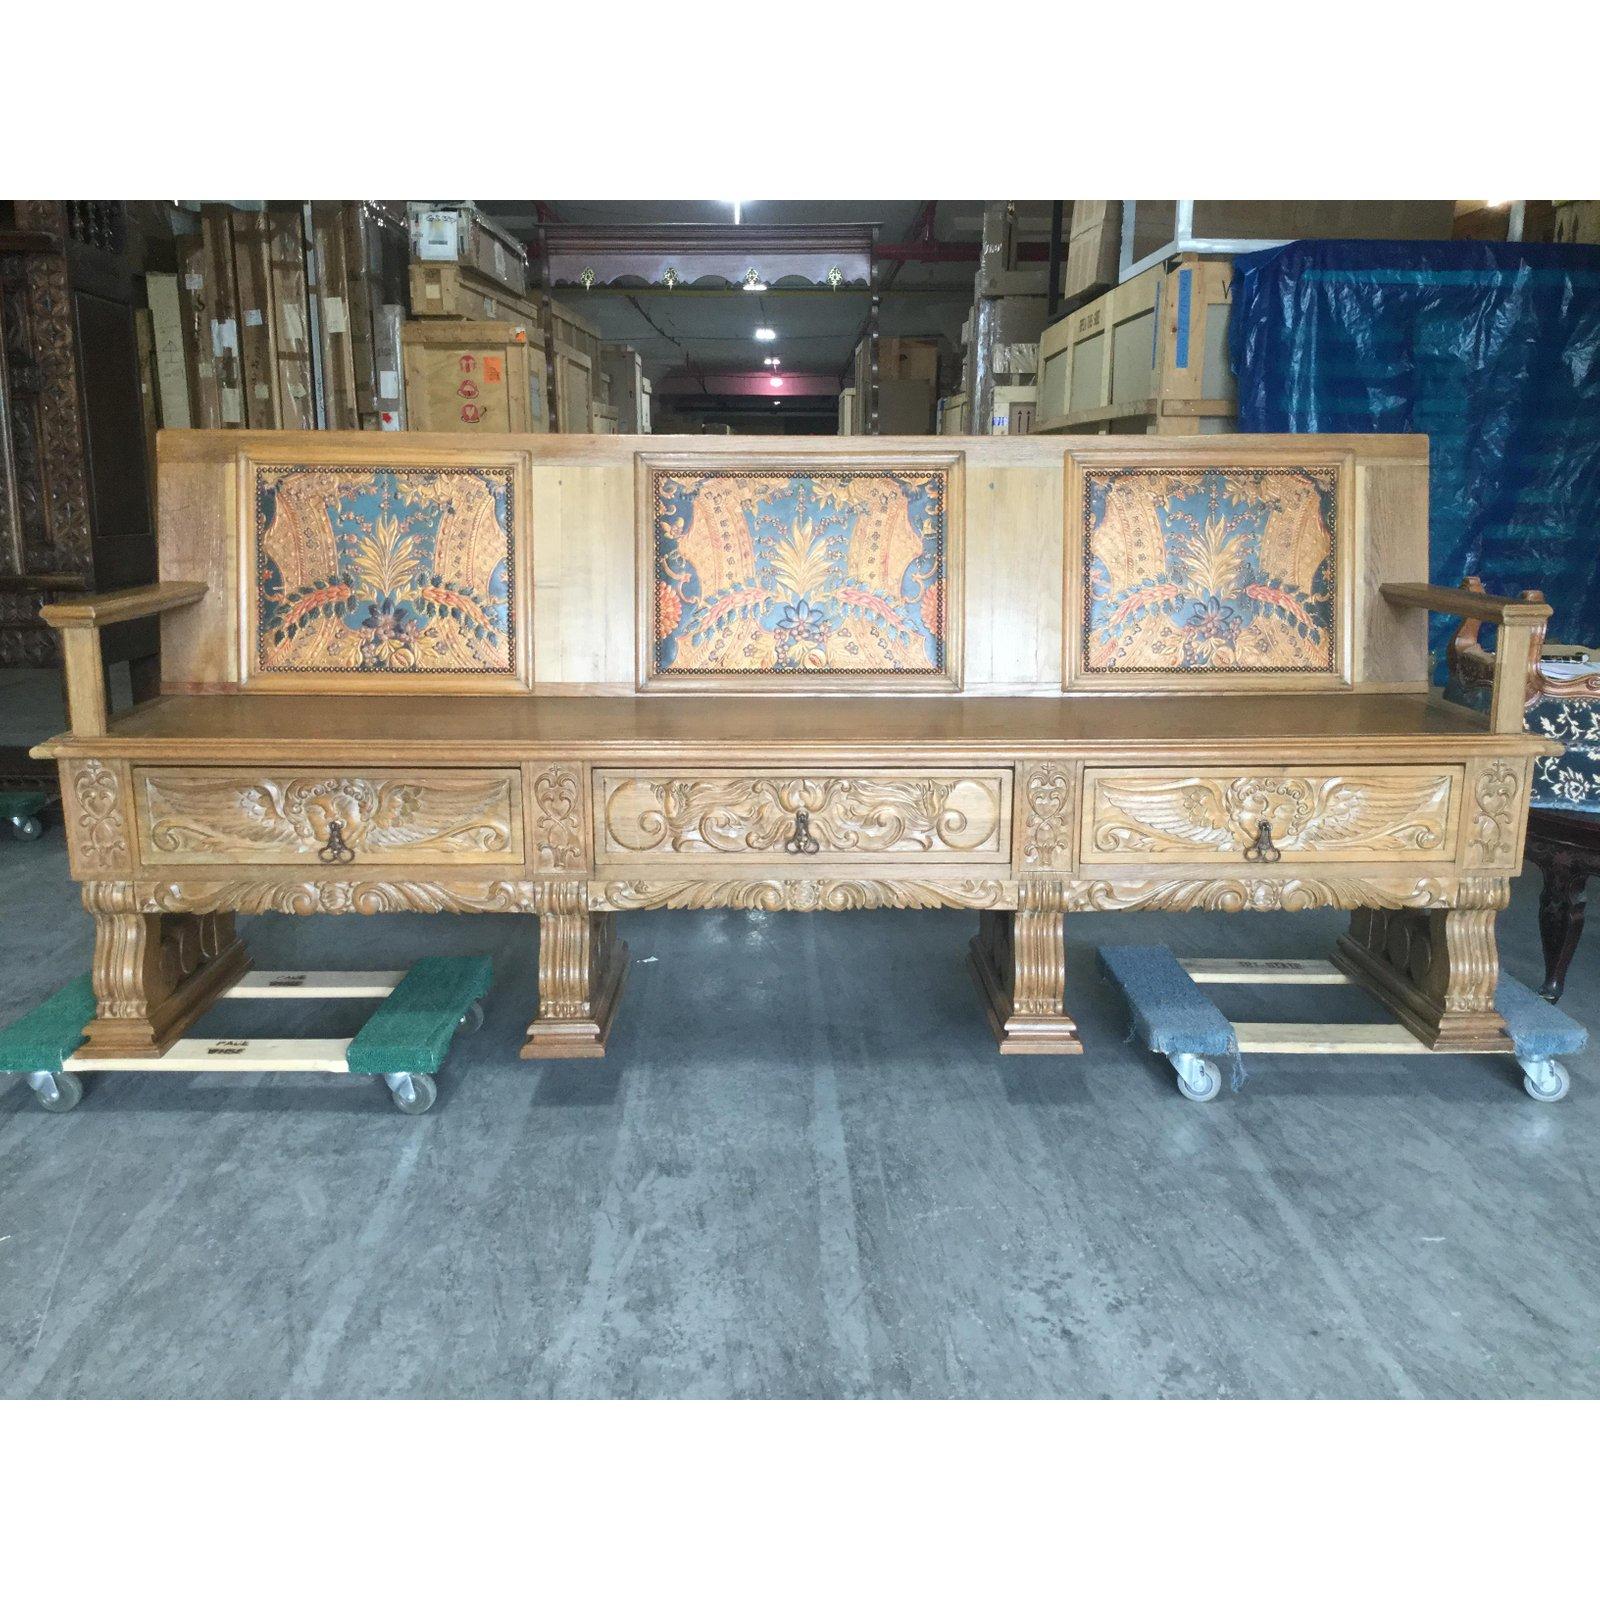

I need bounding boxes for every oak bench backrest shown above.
[152,430,1433,699]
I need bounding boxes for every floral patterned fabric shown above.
[1446,677,1600,812]
[255,466,515,677]
[651,471,947,677]
[1081,466,1337,677]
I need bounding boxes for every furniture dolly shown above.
[27,431,1556,1066]
[1098,945,1586,1103]
[2,790,49,841]
[0,957,489,1115]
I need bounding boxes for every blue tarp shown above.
[1230,240,1600,664]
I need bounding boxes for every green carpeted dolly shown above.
[0,957,491,1114]
[1,790,49,841]
[1099,945,1587,1103]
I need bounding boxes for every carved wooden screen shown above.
[246,458,530,691]
[1066,455,1352,691]
[641,455,962,692]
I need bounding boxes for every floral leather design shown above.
[1447,677,1600,813]
[1082,466,1337,676]
[255,466,515,677]
[651,470,947,676]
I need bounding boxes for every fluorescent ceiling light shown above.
[754,327,777,342]
[769,376,783,388]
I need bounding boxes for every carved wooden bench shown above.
[32,432,1553,1064]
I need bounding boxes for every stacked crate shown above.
[154,202,409,432]
[1033,254,1236,436]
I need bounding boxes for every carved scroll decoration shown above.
[1466,760,1522,867]
[601,774,1003,857]
[1019,762,1074,870]
[69,759,130,872]
[1064,877,1453,913]
[530,765,585,870]
[594,877,1014,912]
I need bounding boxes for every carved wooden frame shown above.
[635,450,965,694]
[235,443,535,694]
[1062,444,1357,694]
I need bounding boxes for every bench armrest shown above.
[1383,579,1550,735]
[38,581,207,738]
[39,580,207,631]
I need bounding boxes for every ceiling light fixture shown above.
[742,268,768,292]
[754,327,776,342]
[769,376,783,388]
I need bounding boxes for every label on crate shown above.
[184,272,205,292]
[379,370,400,400]
[483,356,503,384]
[244,308,264,327]
[220,390,243,423]
[323,296,348,335]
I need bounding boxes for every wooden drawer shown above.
[594,768,1012,866]
[133,767,524,867]
[1080,766,1461,865]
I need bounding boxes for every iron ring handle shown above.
[1242,820,1282,865]
[317,820,356,865]
[784,809,821,856]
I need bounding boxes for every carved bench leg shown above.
[522,895,629,1061]
[967,886,1083,1055]
[1333,880,1510,1050]
[77,886,251,1058]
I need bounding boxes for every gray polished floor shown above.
[5,666,1599,1398]
[2,798,1596,1399]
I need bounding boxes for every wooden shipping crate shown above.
[600,344,649,433]
[408,203,529,297]
[1034,255,1235,436]
[402,319,549,433]
[592,403,620,435]
[265,207,316,429]
[145,271,192,430]
[551,345,594,433]
[310,203,360,430]
[838,386,856,435]
[176,209,245,429]
[229,212,281,428]
[938,392,967,435]
[408,261,547,325]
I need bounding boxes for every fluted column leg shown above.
[1333,878,1511,1050]
[967,883,1082,1055]
[522,888,629,1060]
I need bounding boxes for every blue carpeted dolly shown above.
[1098,944,1586,1104]
[0,958,490,1115]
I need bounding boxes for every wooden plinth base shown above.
[1333,933,1511,1053]
[521,937,628,1061]
[967,936,1082,1056]
[77,936,252,1059]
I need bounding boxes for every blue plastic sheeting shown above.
[1230,241,1600,665]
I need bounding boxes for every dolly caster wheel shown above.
[1171,1052,1221,1103]
[28,1070,82,1112]
[12,815,43,841]
[1521,1060,1570,1103]
[457,1000,484,1035]
[385,1073,437,1115]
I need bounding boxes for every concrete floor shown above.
[1,670,1597,1398]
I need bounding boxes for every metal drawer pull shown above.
[784,809,820,855]
[318,820,356,864]
[1242,820,1281,864]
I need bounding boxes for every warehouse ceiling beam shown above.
[540,224,876,290]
